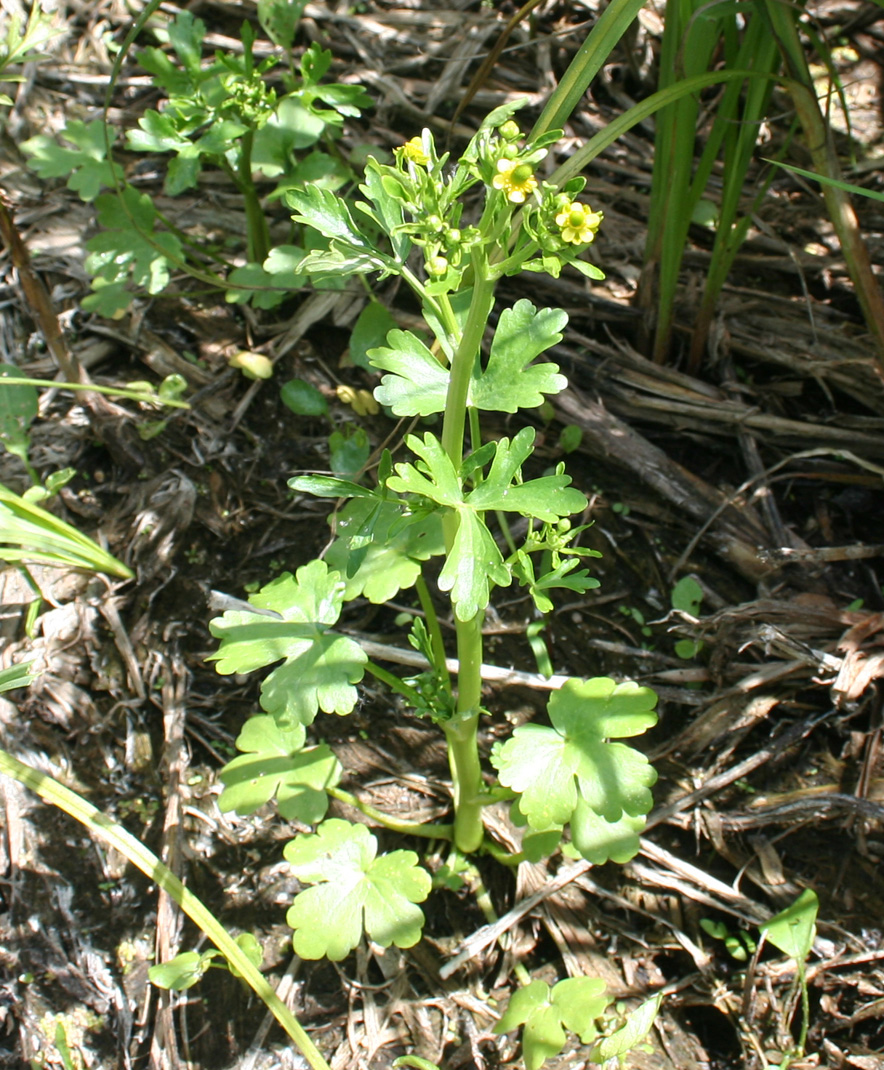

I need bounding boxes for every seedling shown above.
[700,917,757,962]
[760,889,819,1066]
[671,574,704,659]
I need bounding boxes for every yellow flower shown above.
[555,201,603,245]
[492,158,537,204]
[399,137,429,166]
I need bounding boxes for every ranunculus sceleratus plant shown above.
[205,100,662,1067]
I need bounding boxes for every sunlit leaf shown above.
[284,819,430,960]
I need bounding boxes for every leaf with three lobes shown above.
[386,430,584,621]
[441,508,510,621]
[85,188,182,295]
[386,433,462,506]
[358,161,411,263]
[284,819,431,960]
[515,555,600,614]
[470,300,568,413]
[465,427,586,522]
[21,119,121,201]
[208,559,366,727]
[494,977,609,1070]
[218,714,340,823]
[491,677,658,865]
[324,497,445,603]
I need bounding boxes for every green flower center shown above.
[511,163,534,186]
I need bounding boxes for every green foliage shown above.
[280,378,328,416]
[284,819,431,960]
[370,300,567,417]
[21,120,122,201]
[671,575,703,615]
[0,1,60,107]
[0,482,133,578]
[386,428,586,621]
[323,497,445,603]
[208,560,367,728]
[588,994,663,1063]
[349,300,397,371]
[761,889,818,966]
[148,933,263,991]
[20,9,371,313]
[0,660,36,693]
[494,977,610,1070]
[700,917,757,961]
[217,715,340,822]
[0,364,38,477]
[85,187,183,300]
[206,101,658,1070]
[492,678,657,864]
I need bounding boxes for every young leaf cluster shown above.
[20,5,371,314]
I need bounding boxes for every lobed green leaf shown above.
[218,715,341,823]
[284,819,430,960]
[491,678,657,864]
[208,560,366,727]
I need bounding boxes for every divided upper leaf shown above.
[386,428,585,621]
[208,559,366,727]
[324,497,445,603]
[368,300,567,418]
[218,715,341,823]
[470,300,568,413]
[492,677,657,864]
[284,819,431,960]
[370,330,450,417]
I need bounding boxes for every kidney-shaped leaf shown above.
[218,715,341,823]
[491,678,658,864]
[208,560,366,727]
[284,819,431,960]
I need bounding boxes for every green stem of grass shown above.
[0,747,332,1070]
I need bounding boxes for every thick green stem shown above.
[436,260,498,854]
[443,610,485,852]
[440,265,495,467]
[239,128,270,265]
